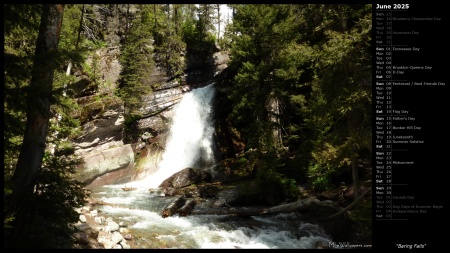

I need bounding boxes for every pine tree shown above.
[5,4,88,248]
[226,4,372,197]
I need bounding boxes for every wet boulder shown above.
[159,167,212,189]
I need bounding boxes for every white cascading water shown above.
[139,83,217,188]
[91,82,333,248]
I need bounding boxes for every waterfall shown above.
[141,83,217,188]
[89,83,334,249]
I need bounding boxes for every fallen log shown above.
[161,196,185,218]
[319,187,372,221]
[190,197,326,216]
[178,199,197,217]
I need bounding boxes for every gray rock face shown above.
[71,48,132,188]
[139,81,191,117]
[71,48,134,188]
[74,144,135,187]
[73,99,124,156]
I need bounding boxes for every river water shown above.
[90,185,332,249]
[88,84,333,249]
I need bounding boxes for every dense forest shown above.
[4,4,372,248]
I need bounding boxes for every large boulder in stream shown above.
[159,168,212,196]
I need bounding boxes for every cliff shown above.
[71,44,234,188]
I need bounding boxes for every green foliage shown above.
[59,5,83,51]
[227,5,298,151]
[221,156,255,177]
[5,87,87,248]
[197,4,216,35]
[5,81,87,247]
[310,173,332,192]
[4,6,42,236]
[237,151,300,205]
[4,5,41,57]
[253,154,300,205]
[153,26,187,77]
[5,150,88,249]
[226,4,372,192]
[181,13,216,64]
[134,5,189,78]
[4,4,91,248]
[273,150,309,183]
[217,36,231,53]
[4,4,41,149]
[4,187,15,231]
[4,5,375,244]
[84,37,108,49]
[88,53,102,85]
[118,8,154,116]
[348,197,372,244]
[301,5,372,191]
[123,113,143,143]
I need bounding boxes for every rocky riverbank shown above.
[71,197,137,249]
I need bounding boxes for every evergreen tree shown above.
[152,4,187,77]
[11,3,65,212]
[117,5,155,142]
[181,4,216,68]
[228,4,293,151]
[4,4,43,235]
[227,4,372,196]
[4,4,88,248]
[304,4,372,195]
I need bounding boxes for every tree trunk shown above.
[320,187,371,221]
[351,146,361,198]
[161,196,185,218]
[153,4,157,28]
[267,93,282,149]
[348,110,362,198]
[11,4,64,203]
[216,4,221,38]
[173,4,178,35]
[178,199,196,217]
[76,4,85,51]
[190,197,333,217]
